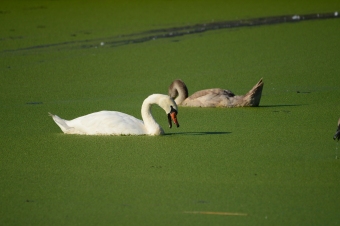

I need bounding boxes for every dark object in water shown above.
[3,12,340,53]
[334,118,340,141]
[26,102,43,105]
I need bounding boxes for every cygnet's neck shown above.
[168,80,188,105]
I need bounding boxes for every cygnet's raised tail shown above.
[237,78,264,107]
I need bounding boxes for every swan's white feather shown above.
[63,111,146,135]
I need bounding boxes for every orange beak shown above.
[168,106,179,128]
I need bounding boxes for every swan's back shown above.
[182,88,235,107]
[56,111,146,135]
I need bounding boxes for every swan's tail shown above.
[48,112,71,133]
[242,78,264,107]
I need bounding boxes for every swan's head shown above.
[168,105,179,128]
[159,95,179,128]
[144,94,180,129]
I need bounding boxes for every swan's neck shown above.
[168,80,188,105]
[141,94,164,135]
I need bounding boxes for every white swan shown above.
[168,78,264,107]
[48,94,179,136]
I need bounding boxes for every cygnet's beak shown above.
[168,106,179,128]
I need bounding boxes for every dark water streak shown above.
[2,12,339,53]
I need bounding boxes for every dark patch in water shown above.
[26,102,43,105]
[2,12,339,53]
[197,200,209,204]
[8,36,24,40]
[151,165,162,169]
[70,31,92,38]
[26,6,47,10]
[272,110,291,113]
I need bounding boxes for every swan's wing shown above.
[66,111,146,135]
[189,89,235,99]
[183,89,235,107]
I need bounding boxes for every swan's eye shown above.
[170,105,177,114]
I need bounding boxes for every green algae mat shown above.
[1,0,340,225]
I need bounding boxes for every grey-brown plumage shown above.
[333,118,340,141]
[168,78,264,107]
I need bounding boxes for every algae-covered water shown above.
[1,1,340,225]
